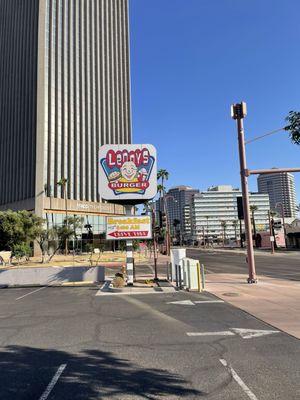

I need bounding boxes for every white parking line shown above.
[15,286,46,301]
[220,359,258,400]
[39,364,67,400]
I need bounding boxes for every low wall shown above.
[0,266,105,287]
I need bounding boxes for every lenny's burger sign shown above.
[99,144,157,201]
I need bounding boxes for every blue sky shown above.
[129,0,300,200]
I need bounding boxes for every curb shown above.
[0,281,101,289]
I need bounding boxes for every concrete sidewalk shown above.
[206,273,300,340]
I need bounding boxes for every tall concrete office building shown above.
[156,186,199,239]
[257,172,297,218]
[0,0,131,228]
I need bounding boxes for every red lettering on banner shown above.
[105,148,151,168]
[108,181,150,190]
[109,231,149,238]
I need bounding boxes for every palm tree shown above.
[220,220,227,246]
[157,169,169,194]
[296,204,300,215]
[232,219,239,242]
[250,205,258,237]
[157,184,165,198]
[204,216,209,246]
[57,178,68,254]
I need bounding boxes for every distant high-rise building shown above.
[156,186,199,239]
[190,185,270,242]
[0,1,131,229]
[257,171,297,218]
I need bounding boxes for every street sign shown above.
[106,216,152,240]
[99,144,157,202]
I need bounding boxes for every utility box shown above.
[170,248,186,281]
[182,258,200,291]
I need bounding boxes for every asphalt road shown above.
[0,286,299,399]
[187,249,300,281]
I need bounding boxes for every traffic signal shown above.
[273,220,282,230]
[237,197,244,220]
[162,212,167,229]
[154,226,160,234]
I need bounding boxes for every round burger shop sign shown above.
[99,144,157,202]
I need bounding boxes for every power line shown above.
[245,127,286,145]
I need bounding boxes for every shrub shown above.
[12,243,31,263]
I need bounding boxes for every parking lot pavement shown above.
[0,287,299,399]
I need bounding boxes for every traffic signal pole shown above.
[125,205,134,286]
[232,103,257,283]
[152,208,158,281]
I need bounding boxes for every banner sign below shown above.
[106,216,152,241]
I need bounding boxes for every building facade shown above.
[257,171,297,218]
[190,185,270,243]
[156,186,199,241]
[0,0,131,231]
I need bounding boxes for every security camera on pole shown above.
[99,144,157,286]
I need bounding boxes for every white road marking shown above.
[194,300,224,304]
[15,286,46,300]
[187,331,235,337]
[220,359,259,400]
[187,328,280,339]
[39,364,67,400]
[167,300,195,305]
[167,300,224,305]
[231,328,280,339]
[96,290,169,296]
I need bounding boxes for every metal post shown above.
[201,264,206,290]
[162,196,170,256]
[239,219,243,248]
[196,262,201,292]
[125,205,134,286]
[178,264,182,289]
[268,211,275,254]
[278,203,287,249]
[235,108,257,283]
[152,210,158,281]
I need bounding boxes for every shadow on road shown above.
[0,346,202,399]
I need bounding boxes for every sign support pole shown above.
[125,205,134,286]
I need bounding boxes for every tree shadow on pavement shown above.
[0,346,203,399]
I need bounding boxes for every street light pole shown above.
[231,102,257,283]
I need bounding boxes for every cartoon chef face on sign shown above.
[120,161,138,181]
[100,146,156,196]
